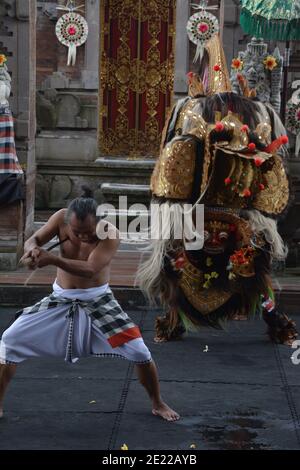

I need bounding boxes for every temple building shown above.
[0,0,300,271]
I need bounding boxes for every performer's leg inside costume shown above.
[261,294,298,345]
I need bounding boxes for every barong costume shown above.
[138,28,298,344]
[0,281,152,365]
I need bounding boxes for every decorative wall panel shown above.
[99,0,176,158]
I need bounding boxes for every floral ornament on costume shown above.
[187,5,219,63]
[263,55,277,71]
[231,58,244,71]
[0,55,7,67]
[203,271,219,289]
[55,12,88,66]
[227,246,256,278]
[171,253,186,272]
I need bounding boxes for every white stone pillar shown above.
[81,0,99,89]
[173,0,190,99]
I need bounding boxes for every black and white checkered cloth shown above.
[15,290,141,363]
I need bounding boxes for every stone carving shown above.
[36,89,58,129]
[0,60,11,106]
[40,2,58,21]
[0,1,30,20]
[36,174,73,209]
[0,1,16,18]
[42,71,70,90]
[49,175,72,208]
[230,37,283,114]
[35,174,103,209]
[286,80,300,157]
[56,93,88,128]
[35,173,50,209]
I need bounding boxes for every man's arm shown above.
[21,209,65,263]
[33,226,120,279]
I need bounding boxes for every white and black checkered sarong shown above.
[0,282,151,365]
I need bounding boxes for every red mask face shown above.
[203,221,232,254]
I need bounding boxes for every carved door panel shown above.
[99,0,176,158]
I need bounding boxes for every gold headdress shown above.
[187,34,232,97]
[151,109,289,215]
[204,34,232,96]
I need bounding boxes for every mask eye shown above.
[204,230,210,241]
[218,231,229,240]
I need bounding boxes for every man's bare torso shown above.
[56,210,111,289]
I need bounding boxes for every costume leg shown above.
[0,364,17,417]
[155,308,186,343]
[262,296,298,345]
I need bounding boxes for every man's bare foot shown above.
[152,402,180,421]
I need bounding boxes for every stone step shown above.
[36,143,156,210]
[95,157,155,172]
[100,182,151,206]
[100,182,150,196]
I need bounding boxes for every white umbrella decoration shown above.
[55,1,88,66]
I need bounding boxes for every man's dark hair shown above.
[66,197,98,223]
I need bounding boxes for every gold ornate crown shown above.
[205,34,232,95]
[187,34,232,97]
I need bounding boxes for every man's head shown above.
[66,197,98,243]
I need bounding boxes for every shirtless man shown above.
[0,197,179,422]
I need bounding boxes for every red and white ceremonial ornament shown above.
[187,1,219,63]
[262,296,275,313]
[55,2,88,66]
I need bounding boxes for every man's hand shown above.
[19,249,38,270]
[31,248,56,268]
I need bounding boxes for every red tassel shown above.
[215,122,225,132]
[243,188,251,197]
[265,135,289,154]
[248,142,256,151]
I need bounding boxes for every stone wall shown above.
[35,0,99,209]
[0,0,36,268]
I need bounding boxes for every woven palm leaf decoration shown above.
[187,1,219,63]
[55,1,88,66]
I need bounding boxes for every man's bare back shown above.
[20,208,120,289]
